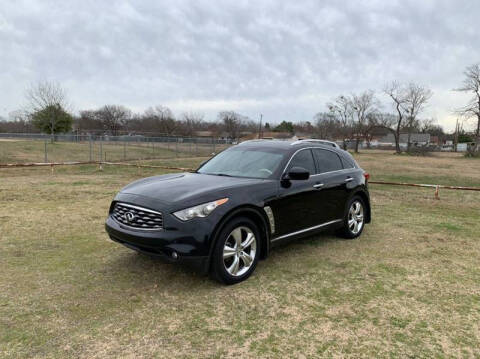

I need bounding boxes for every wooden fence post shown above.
[99,140,103,171]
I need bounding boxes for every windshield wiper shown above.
[213,173,234,177]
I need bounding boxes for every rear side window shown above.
[287,149,316,175]
[340,152,356,169]
[340,156,355,169]
[312,149,343,174]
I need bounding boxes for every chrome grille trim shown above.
[115,202,162,215]
[111,202,163,231]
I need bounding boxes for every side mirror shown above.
[286,166,310,180]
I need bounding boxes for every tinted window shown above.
[313,149,343,173]
[287,149,316,174]
[340,155,355,169]
[198,148,284,179]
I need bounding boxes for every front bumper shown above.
[105,216,210,274]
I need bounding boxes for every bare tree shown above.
[351,90,378,153]
[403,83,433,151]
[180,112,204,136]
[370,112,398,143]
[383,81,408,153]
[327,95,354,149]
[96,105,131,136]
[144,106,177,135]
[25,81,70,141]
[77,110,103,132]
[293,121,315,136]
[218,111,243,139]
[313,112,339,139]
[455,63,480,151]
[363,112,381,149]
[420,118,445,145]
[0,110,37,133]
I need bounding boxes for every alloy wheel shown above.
[348,200,364,235]
[223,226,257,277]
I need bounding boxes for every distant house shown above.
[430,136,441,145]
[380,133,431,148]
[194,131,214,137]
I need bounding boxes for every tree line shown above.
[312,83,435,153]
[1,63,479,153]
[76,107,263,138]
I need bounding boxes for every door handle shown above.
[313,183,324,189]
[345,177,354,183]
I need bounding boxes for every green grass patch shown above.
[438,222,462,232]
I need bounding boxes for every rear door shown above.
[311,148,349,221]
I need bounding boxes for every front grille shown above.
[111,202,163,230]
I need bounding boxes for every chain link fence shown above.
[0,133,233,164]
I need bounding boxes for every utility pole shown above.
[258,114,263,139]
[51,112,54,143]
[454,119,459,152]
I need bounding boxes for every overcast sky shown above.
[1,0,479,131]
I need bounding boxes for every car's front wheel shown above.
[211,217,260,284]
[338,196,366,239]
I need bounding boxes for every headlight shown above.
[173,198,229,221]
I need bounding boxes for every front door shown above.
[270,149,326,237]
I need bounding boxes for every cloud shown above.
[1,0,479,130]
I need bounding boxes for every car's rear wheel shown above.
[211,217,260,284]
[338,196,365,239]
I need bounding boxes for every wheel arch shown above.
[349,188,371,223]
[207,205,271,272]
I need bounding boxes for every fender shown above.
[207,205,271,271]
[347,186,371,223]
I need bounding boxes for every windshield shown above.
[197,148,285,179]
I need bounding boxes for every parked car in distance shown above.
[105,139,371,284]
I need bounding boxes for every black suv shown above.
[105,139,371,284]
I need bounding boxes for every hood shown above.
[120,172,265,205]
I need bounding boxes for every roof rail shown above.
[290,139,340,148]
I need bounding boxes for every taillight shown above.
[364,172,370,180]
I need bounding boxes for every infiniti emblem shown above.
[124,212,136,223]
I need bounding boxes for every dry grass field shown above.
[1,150,480,358]
[0,138,226,164]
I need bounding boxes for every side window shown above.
[340,155,355,169]
[287,149,316,175]
[313,149,343,174]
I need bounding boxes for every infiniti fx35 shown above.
[105,139,371,284]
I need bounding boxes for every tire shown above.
[211,217,260,285]
[337,196,366,239]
